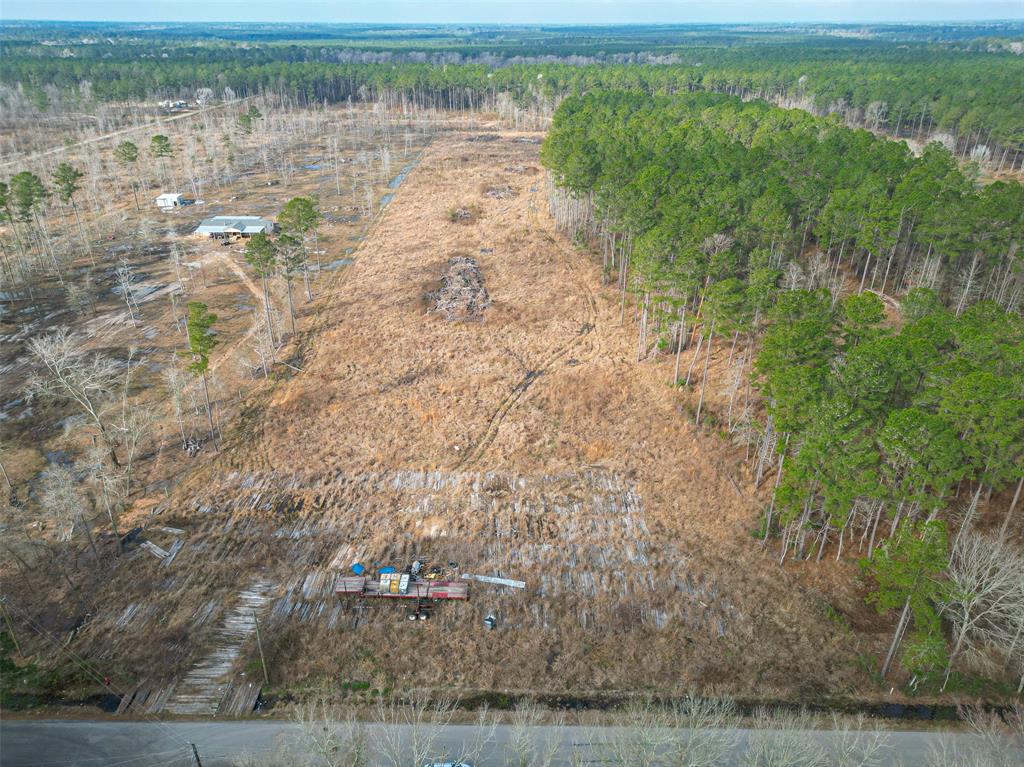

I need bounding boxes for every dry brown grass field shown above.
[17,125,905,716]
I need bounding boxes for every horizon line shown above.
[3,18,1023,27]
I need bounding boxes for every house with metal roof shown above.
[194,216,275,238]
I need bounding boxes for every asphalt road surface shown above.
[0,719,998,766]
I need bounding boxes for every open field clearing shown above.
[7,129,897,715]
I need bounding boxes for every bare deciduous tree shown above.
[452,705,497,767]
[927,705,1024,767]
[289,699,368,767]
[84,444,124,553]
[373,690,455,767]
[940,532,1024,691]
[829,713,894,767]
[669,694,741,767]
[243,309,278,379]
[584,695,739,767]
[161,363,192,447]
[40,463,100,567]
[64,274,95,316]
[595,699,675,767]
[117,400,154,498]
[741,707,828,767]
[505,701,564,767]
[961,705,1024,767]
[104,347,153,498]
[116,257,140,327]
[26,327,121,465]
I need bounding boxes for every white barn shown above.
[156,192,185,210]
[194,216,274,238]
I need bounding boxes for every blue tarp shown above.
[379,566,396,574]
[351,563,365,575]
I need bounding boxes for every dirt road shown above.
[0,98,251,168]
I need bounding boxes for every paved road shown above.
[0,719,992,766]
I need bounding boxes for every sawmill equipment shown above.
[336,561,525,627]
[336,575,469,600]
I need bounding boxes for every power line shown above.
[2,598,197,753]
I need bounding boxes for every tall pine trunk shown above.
[881,596,912,678]
[695,322,715,425]
[1000,475,1023,539]
[261,275,278,350]
[285,277,296,334]
[201,372,218,451]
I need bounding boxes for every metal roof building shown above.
[195,216,274,237]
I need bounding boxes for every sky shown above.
[3,1,1022,25]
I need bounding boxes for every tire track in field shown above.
[456,225,600,469]
[229,143,434,474]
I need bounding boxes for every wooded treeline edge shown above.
[540,90,1024,693]
[2,46,1023,148]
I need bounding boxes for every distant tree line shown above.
[1,41,1023,147]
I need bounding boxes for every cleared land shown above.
[0,106,431,512]
[62,128,891,712]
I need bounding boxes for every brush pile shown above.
[428,256,491,321]
[484,184,517,199]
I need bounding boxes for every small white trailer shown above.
[156,192,185,211]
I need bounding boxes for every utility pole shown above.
[189,743,203,767]
[252,609,269,685]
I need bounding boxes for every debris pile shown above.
[449,207,476,222]
[427,256,491,321]
[484,184,517,199]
